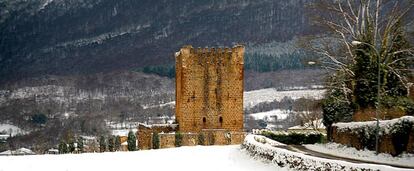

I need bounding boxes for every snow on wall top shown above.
[333,116,414,134]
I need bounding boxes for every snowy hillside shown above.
[0,145,278,171]
[0,124,27,136]
[248,109,290,120]
[147,88,326,110]
[244,88,325,109]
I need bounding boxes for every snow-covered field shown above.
[0,124,27,136]
[0,145,279,171]
[141,88,325,110]
[248,109,290,120]
[305,143,414,168]
[243,88,325,109]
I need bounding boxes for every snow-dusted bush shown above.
[261,131,324,145]
[242,135,382,171]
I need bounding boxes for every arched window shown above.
[203,117,206,123]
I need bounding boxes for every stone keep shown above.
[175,45,244,133]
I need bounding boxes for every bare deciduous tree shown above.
[307,0,414,92]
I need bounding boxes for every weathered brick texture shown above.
[159,134,176,149]
[175,45,244,133]
[332,125,414,155]
[137,124,177,150]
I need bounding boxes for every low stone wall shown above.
[159,133,175,149]
[332,116,414,156]
[407,132,414,153]
[137,123,245,150]
[182,133,198,146]
[137,124,178,150]
[200,129,246,145]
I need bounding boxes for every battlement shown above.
[175,45,244,64]
[175,45,244,133]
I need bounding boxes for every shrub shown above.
[382,96,414,116]
[68,141,75,153]
[207,132,215,145]
[77,137,84,153]
[108,136,115,152]
[175,132,183,147]
[99,136,106,152]
[391,120,413,156]
[152,132,160,149]
[58,141,68,154]
[261,131,324,145]
[127,131,137,151]
[114,136,121,151]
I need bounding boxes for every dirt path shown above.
[279,145,414,170]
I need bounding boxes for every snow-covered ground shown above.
[248,109,290,120]
[0,124,27,136]
[305,143,414,168]
[0,145,279,171]
[243,134,412,171]
[142,101,175,109]
[243,88,325,109]
[111,129,137,137]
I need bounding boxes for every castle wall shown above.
[175,45,244,133]
[137,124,177,150]
[332,124,414,155]
[138,125,246,150]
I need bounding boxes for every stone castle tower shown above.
[175,45,244,133]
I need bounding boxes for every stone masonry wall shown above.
[144,130,246,150]
[137,124,177,150]
[175,45,244,133]
[159,134,176,149]
[332,125,414,155]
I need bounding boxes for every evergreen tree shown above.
[77,137,84,153]
[322,90,354,140]
[58,141,68,154]
[198,133,205,145]
[152,132,160,149]
[99,136,106,152]
[108,136,115,152]
[127,131,136,151]
[68,141,75,153]
[175,132,183,147]
[114,136,121,151]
